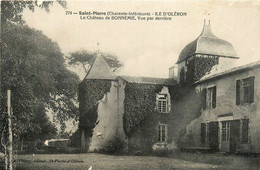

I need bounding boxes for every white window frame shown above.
[157,124,168,142]
[157,94,169,113]
[206,87,214,109]
[221,121,230,142]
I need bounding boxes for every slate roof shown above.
[177,21,238,64]
[84,53,117,80]
[195,60,260,84]
[119,76,176,85]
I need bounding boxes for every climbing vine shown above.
[79,79,111,136]
[123,83,165,137]
[186,56,218,84]
[194,56,218,81]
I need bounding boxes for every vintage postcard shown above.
[1,0,260,169]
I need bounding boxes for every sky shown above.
[23,1,260,79]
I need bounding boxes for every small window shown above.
[157,94,169,113]
[236,77,254,105]
[221,121,230,142]
[202,86,216,110]
[157,124,168,142]
[207,87,214,108]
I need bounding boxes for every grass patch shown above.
[12,152,260,170]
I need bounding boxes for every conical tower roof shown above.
[84,53,117,80]
[176,20,238,64]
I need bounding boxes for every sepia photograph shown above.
[0,0,260,169]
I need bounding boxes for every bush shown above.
[70,128,81,147]
[98,137,124,154]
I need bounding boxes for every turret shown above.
[175,20,238,85]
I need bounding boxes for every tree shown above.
[0,2,76,168]
[1,0,67,24]
[1,22,79,150]
[18,101,58,151]
[67,50,123,73]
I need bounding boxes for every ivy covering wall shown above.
[79,79,112,137]
[123,83,178,137]
[78,78,203,152]
[194,56,218,81]
[185,55,219,85]
[123,82,203,152]
[186,57,195,84]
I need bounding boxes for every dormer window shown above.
[156,87,171,113]
[157,94,169,113]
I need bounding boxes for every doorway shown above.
[220,119,241,153]
[220,121,230,152]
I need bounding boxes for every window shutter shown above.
[236,80,241,105]
[209,121,219,151]
[242,119,249,144]
[165,125,168,142]
[249,77,254,103]
[212,86,217,108]
[202,89,207,110]
[230,120,240,153]
[201,123,206,144]
[156,95,159,112]
[157,125,161,142]
[209,122,219,151]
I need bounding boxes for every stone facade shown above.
[183,62,260,153]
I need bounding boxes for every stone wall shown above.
[89,80,126,152]
[79,79,126,152]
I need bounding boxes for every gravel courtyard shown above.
[13,153,259,170]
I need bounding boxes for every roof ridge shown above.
[196,60,260,84]
[119,75,171,79]
[119,76,176,85]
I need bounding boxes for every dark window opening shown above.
[236,77,254,105]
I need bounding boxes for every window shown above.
[157,124,168,142]
[221,121,230,142]
[157,94,169,113]
[207,87,214,108]
[236,77,254,105]
[202,86,216,109]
